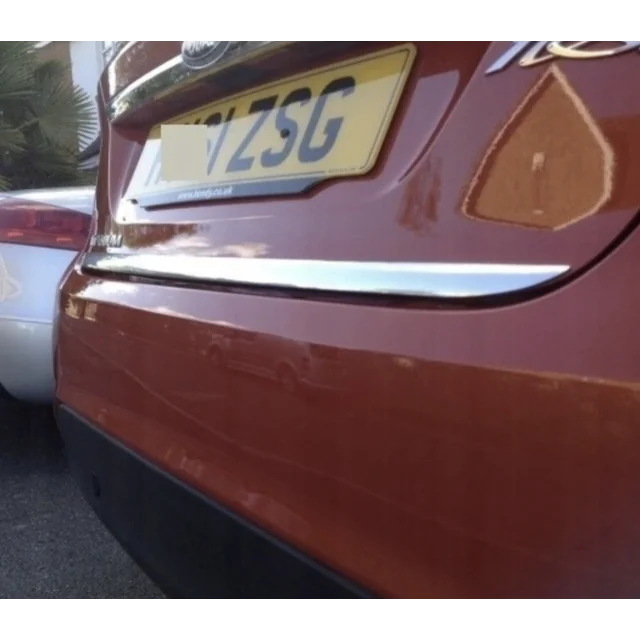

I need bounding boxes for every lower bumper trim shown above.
[56,405,371,598]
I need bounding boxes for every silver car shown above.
[0,186,95,403]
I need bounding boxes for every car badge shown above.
[90,234,123,249]
[486,41,640,75]
[181,41,231,70]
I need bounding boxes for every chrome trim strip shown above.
[105,40,137,68]
[107,41,282,121]
[82,254,569,298]
[106,40,376,120]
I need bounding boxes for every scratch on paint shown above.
[0,254,21,303]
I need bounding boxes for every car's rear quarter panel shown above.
[58,230,640,597]
[57,42,640,596]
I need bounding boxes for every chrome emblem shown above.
[486,41,640,75]
[181,41,231,70]
[90,234,123,248]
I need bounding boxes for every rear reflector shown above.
[0,196,91,251]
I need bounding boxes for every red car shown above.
[55,41,640,598]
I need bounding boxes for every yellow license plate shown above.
[124,43,416,208]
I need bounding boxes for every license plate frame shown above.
[124,43,417,208]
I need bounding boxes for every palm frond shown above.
[11,138,80,189]
[28,59,96,149]
[0,41,36,104]
[0,42,98,190]
[0,122,25,153]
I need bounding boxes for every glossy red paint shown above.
[57,42,640,596]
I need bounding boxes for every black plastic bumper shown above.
[56,405,371,598]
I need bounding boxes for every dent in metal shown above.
[82,254,569,299]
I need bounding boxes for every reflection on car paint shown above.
[58,276,640,596]
[206,330,349,397]
[0,254,21,303]
[462,66,614,229]
[55,41,640,597]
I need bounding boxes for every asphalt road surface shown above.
[0,396,164,598]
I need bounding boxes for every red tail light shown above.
[0,196,91,251]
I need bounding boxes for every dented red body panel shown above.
[55,42,640,597]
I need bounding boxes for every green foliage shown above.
[0,41,96,191]
[77,167,98,186]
